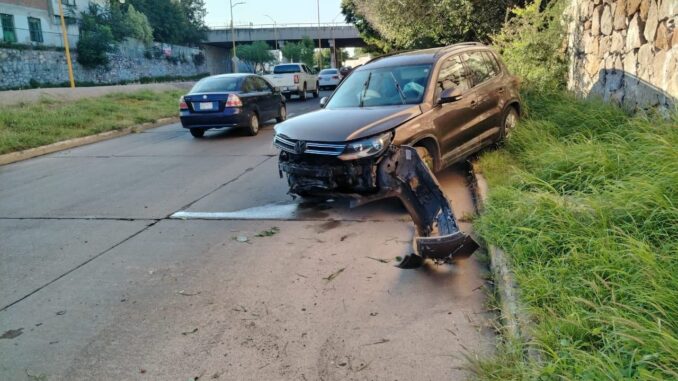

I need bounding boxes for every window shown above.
[241,77,256,93]
[53,15,77,25]
[435,55,472,98]
[253,77,271,92]
[482,51,501,78]
[273,64,302,74]
[62,0,76,6]
[462,51,492,86]
[189,76,240,93]
[28,17,43,43]
[1,14,16,43]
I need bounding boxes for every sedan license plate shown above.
[199,102,213,110]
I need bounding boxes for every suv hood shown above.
[274,104,422,142]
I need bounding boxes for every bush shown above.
[492,0,569,90]
[192,51,205,66]
[126,4,154,45]
[76,24,115,69]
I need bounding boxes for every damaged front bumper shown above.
[278,146,479,268]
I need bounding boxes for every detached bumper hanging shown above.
[349,146,479,268]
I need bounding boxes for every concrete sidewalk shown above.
[0,82,195,107]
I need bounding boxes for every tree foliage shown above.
[341,0,526,52]
[280,37,315,68]
[126,4,154,44]
[127,0,207,45]
[492,0,568,90]
[77,5,115,68]
[237,41,276,73]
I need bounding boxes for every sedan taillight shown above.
[179,96,188,110]
[225,93,243,107]
[293,74,299,84]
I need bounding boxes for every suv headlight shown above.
[338,132,392,161]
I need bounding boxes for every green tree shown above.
[237,41,276,73]
[77,4,115,68]
[126,4,154,44]
[341,0,527,51]
[128,0,206,45]
[492,0,568,89]
[280,37,315,68]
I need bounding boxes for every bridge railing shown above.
[208,22,351,30]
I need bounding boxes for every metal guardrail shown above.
[208,22,351,30]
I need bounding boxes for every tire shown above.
[501,106,519,140]
[189,128,205,138]
[246,113,260,136]
[300,84,307,101]
[276,104,287,123]
[313,82,319,98]
[415,146,435,172]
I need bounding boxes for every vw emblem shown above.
[294,140,307,154]
[202,95,207,99]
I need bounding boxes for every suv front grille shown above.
[274,134,346,156]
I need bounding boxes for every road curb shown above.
[469,162,541,363]
[0,117,179,166]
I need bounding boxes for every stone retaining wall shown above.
[0,46,206,90]
[568,0,678,110]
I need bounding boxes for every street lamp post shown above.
[264,14,278,51]
[316,0,322,70]
[230,0,245,73]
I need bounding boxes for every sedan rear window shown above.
[273,64,302,74]
[190,77,240,93]
[319,69,338,75]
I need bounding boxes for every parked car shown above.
[264,63,319,100]
[273,42,520,195]
[179,74,286,138]
[317,68,342,90]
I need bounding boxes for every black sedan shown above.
[180,74,287,137]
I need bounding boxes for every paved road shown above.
[0,92,494,380]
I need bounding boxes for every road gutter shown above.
[469,161,541,363]
[0,117,179,166]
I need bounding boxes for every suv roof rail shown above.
[433,42,485,58]
[364,49,415,65]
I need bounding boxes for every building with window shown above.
[0,0,104,47]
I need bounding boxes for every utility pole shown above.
[230,0,245,73]
[316,0,322,70]
[57,0,75,88]
[264,14,278,51]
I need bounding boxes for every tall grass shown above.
[0,90,184,155]
[474,91,678,379]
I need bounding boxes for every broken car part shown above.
[278,144,478,268]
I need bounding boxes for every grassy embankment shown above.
[0,90,184,155]
[474,91,678,379]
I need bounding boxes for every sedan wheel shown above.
[246,113,260,136]
[189,128,205,138]
[276,105,287,123]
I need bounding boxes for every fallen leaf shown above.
[366,256,389,263]
[181,328,198,336]
[255,227,280,237]
[323,267,345,282]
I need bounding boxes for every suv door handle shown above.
[497,87,505,94]
[470,100,478,109]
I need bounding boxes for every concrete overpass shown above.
[201,23,365,74]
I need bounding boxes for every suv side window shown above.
[463,51,492,86]
[302,65,309,73]
[483,51,501,78]
[435,55,472,99]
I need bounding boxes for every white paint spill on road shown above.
[171,203,306,220]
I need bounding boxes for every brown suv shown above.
[274,42,520,196]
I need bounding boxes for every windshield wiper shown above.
[359,72,372,107]
[390,73,406,105]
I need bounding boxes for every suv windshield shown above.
[190,77,240,93]
[327,64,431,108]
[273,65,302,74]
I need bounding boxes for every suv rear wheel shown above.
[300,84,307,101]
[501,107,519,140]
[313,82,319,98]
[190,128,205,138]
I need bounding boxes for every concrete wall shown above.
[0,42,207,89]
[568,0,678,110]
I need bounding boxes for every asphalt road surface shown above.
[0,92,495,380]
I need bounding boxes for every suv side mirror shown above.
[320,96,329,108]
[438,87,463,104]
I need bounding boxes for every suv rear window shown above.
[463,51,499,86]
[273,65,302,74]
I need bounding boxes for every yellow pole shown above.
[57,0,75,88]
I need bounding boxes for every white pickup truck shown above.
[264,63,319,101]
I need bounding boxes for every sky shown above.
[204,0,345,28]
